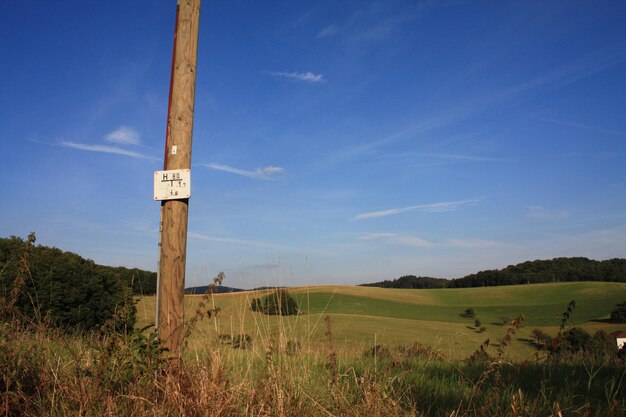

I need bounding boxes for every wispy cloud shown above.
[330,46,626,163]
[328,118,445,163]
[105,126,141,145]
[351,20,396,42]
[559,151,626,159]
[271,71,325,83]
[447,238,508,249]
[316,24,339,38]
[352,199,479,221]
[188,232,304,255]
[359,233,507,249]
[490,47,626,106]
[378,152,498,163]
[359,232,433,247]
[526,205,569,220]
[420,153,498,162]
[58,140,156,160]
[319,1,445,44]
[201,163,284,180]
[535,117,625,136]
[188,231,265,247]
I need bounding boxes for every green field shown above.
[136,281,626,359]
[4,281,626,416]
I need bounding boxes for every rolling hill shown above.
[136,281,626,359]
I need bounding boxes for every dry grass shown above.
[2,302,626,417]
[3,271,626,416]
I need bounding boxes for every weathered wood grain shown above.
[158,0,201,359]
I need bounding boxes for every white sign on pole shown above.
[154,169,191,200]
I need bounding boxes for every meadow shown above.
[3,281,626,416]
[136,281,626,360]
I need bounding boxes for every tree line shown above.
[0,235,156,331]
[363,257,626,289]
[361,275,448,289]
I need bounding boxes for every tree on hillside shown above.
[609,302,626,323]
[530,328,551,348]
[0,234,136,331]
[261,289,299,316]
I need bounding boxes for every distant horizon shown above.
[2,1,625,289]
[5,233,623,289]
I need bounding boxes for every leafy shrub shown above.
[587,330,617,361]
[250,297,262,312]
[530,328,551,347]
[96,326,165,392]
[561,327,591,352]
[609,302,626,323]
[460,308,475,318]
[259,289,299,316]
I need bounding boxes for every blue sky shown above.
[1,1,625,288]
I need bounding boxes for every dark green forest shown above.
[448,257,626,287]
[0,235,156,330]
[361,275,448,289]
[363,257,626,289]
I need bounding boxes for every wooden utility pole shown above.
[158,0,201,359]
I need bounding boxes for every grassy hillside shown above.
[5,281,626,416]
[290,282,626,325]
[136,281,626,359]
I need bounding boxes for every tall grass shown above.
[1,258,625,416]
